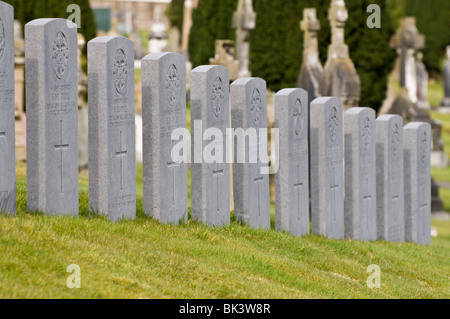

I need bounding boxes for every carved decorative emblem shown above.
[52,32,69,80]
[420,130,428,165]
[362,116,372,151]
[251,88,262,126]
[293,99,303,136]
[328,106,339,142]
[392,123,400,157]
[166,64,180,106]
[212,77,224,117]
[113,49,127,94]
[0,19,5,62]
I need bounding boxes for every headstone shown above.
[344,107,377,241]
[25,19,78,216]
[233,0,256,78]
[142,52,188,223]
[310,97,344,239]
[404,122,431,245]
[231,77,270,229]
[209,40,239,81]
[88,36,136,222]
[297,8,323,106]
[376,115,404,242]
[441,46,450,107]
[0,1,15,214]
[275,88,309,236]
[415,52,428,106]
[191,65,230,226]
[77,34,88,169]
[321,0,360,110]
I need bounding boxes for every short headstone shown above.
[275,88,309,236]
[344,107,377,241]
[231,77,270,229]
[142,52,188,223]
[191,65,230,226]
[376,114,405,242]
[404,122,431,245]
[310,97,344,239]
[25,18,78,216]
[88,36,136,222]
[0,1,15,214]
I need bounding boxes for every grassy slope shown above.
[0,163,449,299]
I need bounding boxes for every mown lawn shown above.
[0,162,449,298]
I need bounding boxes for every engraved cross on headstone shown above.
[167,139,180,206]
[293,164,303,221]
[115,130,128,191]
[212,166,224,212]
[254,176,263,217]
[330,163,339,222]
[419,185,428,238]
[54,120,69,194]
[363,172,372,233]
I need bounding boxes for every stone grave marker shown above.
[376,114,404,242]
[25,18,78,216]
[275,88,309,236]
[404,122,431,245]
[0,1,15,214]
[310,97,344,239]
[191,65,230,226]
[88,36,136,222]
[231,77,270,229]
[344,107,377,241]
[142,52,188,223]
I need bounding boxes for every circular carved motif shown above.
[420,130,428,165]
[0,19,5,62]
[391,123,400,157]
[251,89,262,126]
[362,116,372,151]
[52,32,69,80]
[165,64,180,106]
[212,77,224,117]
[328,106,339,142]
[112,49,127,94]
[293,99,303,136]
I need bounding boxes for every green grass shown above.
[0,163,449,298]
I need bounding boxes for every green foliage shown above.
[166,0,185,33]
[189,0,394,111]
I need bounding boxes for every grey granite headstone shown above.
[191,65,230,226]
[376,115,404,242]
[231,77,270,229]
[25,19,78,216]
[310,97,344,239]
[344,107,377,241]
[274,88,309,236]
[441,46,450,107]
[88,36,136,222]
[0,1,15,214]
[142,52,187,223]
[404,122,431,245]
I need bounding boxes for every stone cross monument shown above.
[297,8,323,106]
[321,0,360,110]
[442,46,450,107]
[232,0,256,78]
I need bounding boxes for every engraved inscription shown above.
[251,88,262,127]
[0,18,5,62]
[362,116,371,152]
[293,99,303,136]
[47,84,76,115]
[113,49,127,94]
[328,106,339,143]
[108,194,135,210]
[52,32,69,80]
[212,77,224,118]
[166,64,180,107]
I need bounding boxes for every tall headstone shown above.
[88,36,136,222]
[231,77,270,229]
[191,65,230,226]
[142,52,188,223]
[376,115,404,242]
[297,8,323,106]
[209,40,239,81]
[321,0,360,110]
[344,107,377,241]
[404,122,431,245]
[26,19,78,216]
[275,88,309,236]
[0,1,15,214]
[441,46,450,107]
[233,0,256,78]
[310,97,344,239]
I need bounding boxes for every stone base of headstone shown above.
[381,88,414,121]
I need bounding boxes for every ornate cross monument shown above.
[321,0,360,110]
[297,8,323,105]
[233,0,256,78]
